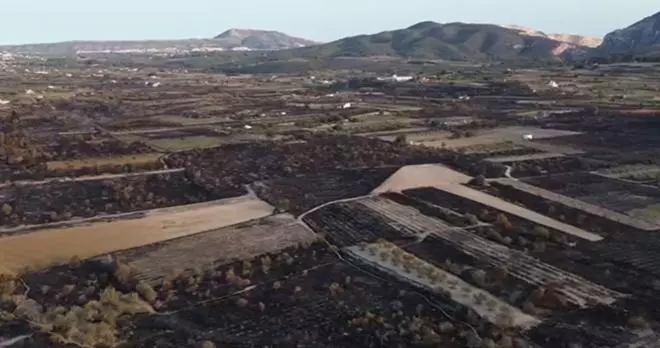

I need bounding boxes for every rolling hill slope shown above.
[271,21,583,62]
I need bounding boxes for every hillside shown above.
[0,29,319,56]
[599,11,660,57]
[270,21,585,62]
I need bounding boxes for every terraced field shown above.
[305,195,623,307]
[347,241,541,329]
[422,231,624,307]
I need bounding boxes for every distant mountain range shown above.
[0,29,318,56]
[264,14,660,63]
[2,12,659,63]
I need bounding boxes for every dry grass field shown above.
[0,195,274,275]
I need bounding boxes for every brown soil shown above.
[0,196,273,274]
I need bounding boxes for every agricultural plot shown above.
[0,171,239,229]
[127,259,506,348]
[166,135,452,193]
[596,164,660,185]
[347,241,541,329]
[0,195,274,274]
[352,195,623,307]
[488,179,660,238]
[404,186,603,242]
[109,214,317,284]
[491,155,610,178]
[586,148,660,167]
[419,126,580,149]
[253,167,399,215]
[11,241,522,348]
[356,195,471,238]
[421,230,624,306]
[153,115,231,126]
[133,126,224,139]
[147,135,227,151]
[302,198,419,247]
[436,147,548,178]
[582,239,660,279]
[460,141,541,157]
[306,192,622,312]
[529,310,647,348]
[45,153,164,177]
[523,172,660,225]
[484,152,565,163]
[42,138,155,161]
[540,131,660,153]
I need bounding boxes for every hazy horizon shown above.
[1,0,658,45]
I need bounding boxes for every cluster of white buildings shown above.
[76,46,254,56]
[377,74,415,83]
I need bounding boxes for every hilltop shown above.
[214,28,317,49]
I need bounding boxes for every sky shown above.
[1,1,658,45]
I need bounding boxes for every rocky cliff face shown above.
[599,11,660,56]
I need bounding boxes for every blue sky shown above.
[1,1,658,44]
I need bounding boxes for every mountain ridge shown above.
[265,21,591,62]
[0,29,319,56]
